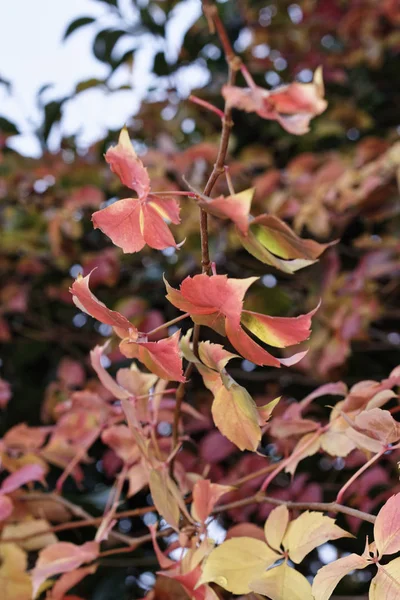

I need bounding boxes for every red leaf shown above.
[222,67,327,135]
[92,196,181,253]
[94,128,181,252]
[70,271,134,336]
[105,127,150,199]
[120,330,185,382]
[166,274,315,367]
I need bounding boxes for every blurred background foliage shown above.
[0,0,399,598]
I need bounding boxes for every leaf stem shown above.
[335,449,386,505]
[146,312,189,337]
[171,1,240,459]
[189,94,224,119]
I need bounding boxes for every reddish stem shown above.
[336,449,386,504]
[189,95,224,119]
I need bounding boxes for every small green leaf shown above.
[63,17,95,41]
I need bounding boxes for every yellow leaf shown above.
[212,381,261,451]
[312,553,368,600]
[198,537,279,594]
[370,557,400,599]
[250,562,313,600]
[149,468,181,530]
[0,543,32,599]
[283,511,352,564]
[264,505,289,551]
[1,519,57,551]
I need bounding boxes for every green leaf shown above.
[0,116,19,135]
[75,78,107,94]
[93,29,127,66]
[63,17,95,41]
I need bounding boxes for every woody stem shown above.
[171,1,240,461]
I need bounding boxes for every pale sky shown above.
[0,0,203,156]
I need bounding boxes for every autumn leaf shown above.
[198,537,279,594]
[283,511,352,564]
[70,271,134,337]
[31,541,99,598]
[196,188,254,234]
[71,273,184,381]
[250,562,313,600]
[90,344,131,400]
[264,505,289,552]
[149,468,192,530]
[222,67,327,135]
[166,274,315,367]
[0,463,45,495]
[0,495,13,522]
[120,330,185,382]
[212,376,261,451]
[237,213,333,273]
[312,553,368,600]
[374,493,400,557]
[48,565,97,600]
[1,519,57,551]
[92,127,181,252]
[370,557,400,600]
[0,543,32,600]
[191,479,233,523]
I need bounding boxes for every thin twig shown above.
[213,493,376,524]
[171,1,240,456]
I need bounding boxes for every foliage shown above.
[0,1,400,599]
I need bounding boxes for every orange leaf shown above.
[191,479,233,523]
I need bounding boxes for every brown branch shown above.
[214,493,376,524]
[14,486,376,554]
[171,1,240,455]
[16,492,138,545]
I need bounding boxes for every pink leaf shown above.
[48,565,97,600]
[31,541,99,598]
[70,271,134,335]
[222,67,327,135]
[104,127,151,199]
[0,463,45,494]
[0,495,13,521]
[374,493,400,557]
[92,195,181,253]
[312,553,369,600]
[90,344,131,400]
